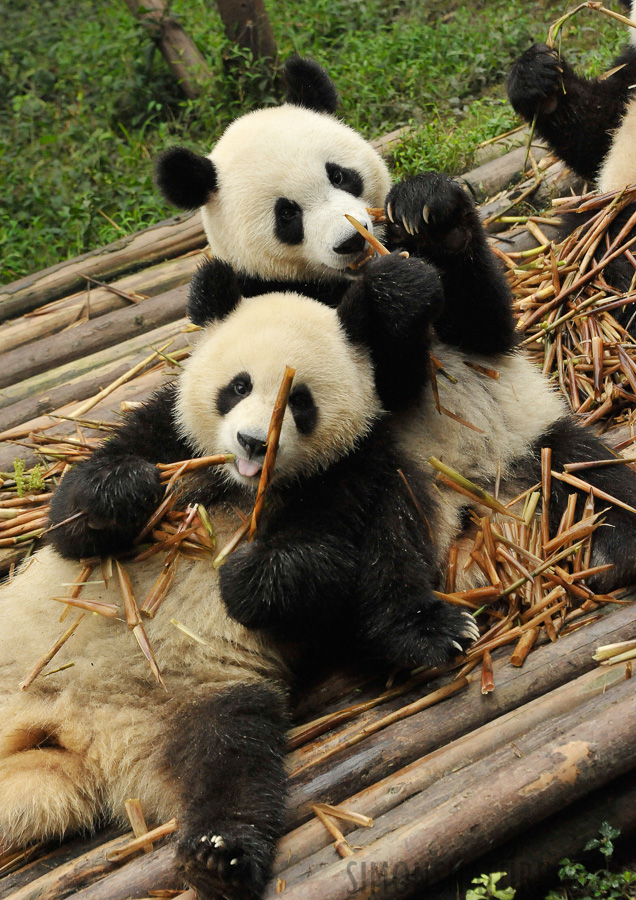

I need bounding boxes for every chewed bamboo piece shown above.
[345,214,390,257]
[249,365,296,541]
[157,453,235,484]
[105,817,178,862]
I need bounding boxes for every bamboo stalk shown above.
[249,366,295,540]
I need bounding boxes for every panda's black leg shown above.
[384,173,516,355]
[536,418,636,592]
[507,44,636,184]
[164,682,289,900]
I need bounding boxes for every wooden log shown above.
[0,319,190,413]
[0,831,134,900]
[461,142,549,203]
[427,767,636,900]
[0,366,172,471]
[0,254,200,357]
[276,671,636,888]
[124,0,211,99]
[269,675,636,899]
[0,286,188,391]
[0,213,204,323]
[42,845,180,900]
[481,160,584,234]
[0,322,191,433]
[274,662,628,876]
[286,601,636,825]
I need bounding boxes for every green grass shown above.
[0,0,628,283]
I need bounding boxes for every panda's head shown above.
[155,58,392,282]
[175,286,381,490]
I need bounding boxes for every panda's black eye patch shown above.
[274,198,303,245]
[216,372,252,415]
[289,384,318,436]
[326,163,363,198]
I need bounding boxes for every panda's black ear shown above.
[284,56,339,114]
[188,260,242,326]
[154,147,218,210]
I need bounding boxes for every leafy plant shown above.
[545,824,636,900]
[13,459,46,496]
[467,871,516,900]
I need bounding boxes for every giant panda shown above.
[1,255,479,900]
[507,0,636,295]
[151,55,636,591]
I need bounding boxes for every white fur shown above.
[202,104,391,281]
[177,292,380,486]
[0,292,379,848]
[597,94,636,192]
[395,341,568,562]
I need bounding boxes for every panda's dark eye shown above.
[217,372,252,415]
[289,384,318,436]
[233,378,250,396]
[326,162,363,198]
[274,198,303,246]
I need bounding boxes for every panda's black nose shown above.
[333,231,366,255]
[237,431,267,458]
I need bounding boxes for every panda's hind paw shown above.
[179,825,270,899]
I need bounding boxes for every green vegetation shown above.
[466,826,636,900]
[0,0,628,282]
[546,824,636,900]
[11,459,45,496]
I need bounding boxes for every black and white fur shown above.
[507,0,636,296]
[2,256,478,900]
[155,55,636,592]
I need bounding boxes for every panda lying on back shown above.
[1,256,477,900]
[507,0,636,296]
[151,54,636,592]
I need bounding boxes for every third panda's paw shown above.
[507,43,563,120]
[178,824,272,900]
[385,173,477,255]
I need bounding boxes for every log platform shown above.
[0,140,634,900]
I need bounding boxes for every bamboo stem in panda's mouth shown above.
[345,215,390,257]
[248,366,296,542]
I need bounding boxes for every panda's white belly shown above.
[598,93,636,193]
[0,506,287,711]
[396,340,566,484]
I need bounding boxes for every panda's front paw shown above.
[385,173,477,255]
[178,824,272,900]
[360,252,444,332]
[507,43,563,120]
[220,541,272,628]
[391,607,480,669]
[47,456,162,559]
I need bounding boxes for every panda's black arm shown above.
[48,383,195,559]
[383,173,516,356]
[507,43,636,184]
[338,253,444,412]
[220,431,479,666]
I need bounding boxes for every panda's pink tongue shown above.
[237,458,262,478]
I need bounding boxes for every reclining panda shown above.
[1,256,477,900]
[507,0,636,296]
[152,55,636,591]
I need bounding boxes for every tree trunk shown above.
[215,0,277,61]
[124,0,211,99]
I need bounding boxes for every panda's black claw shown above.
[385,173,477,255]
